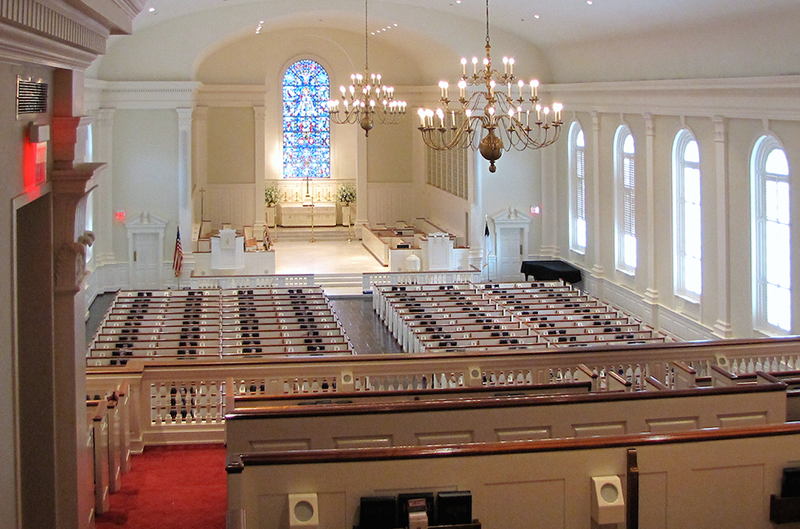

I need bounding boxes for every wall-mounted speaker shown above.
[288,493,319,529]
[467,366,483,387]
[590,475,625,525]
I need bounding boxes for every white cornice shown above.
[195,84,267,107]
[84,79,202,109]
[543,75,800,121]
[0,21,97,69]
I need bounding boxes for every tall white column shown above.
[643,114,659,304]
[355,130,368,232]
[539,147,558,258]
[254,107,267,233]
[590,111,604,278]
[176,108,194,276]
[92,108,115,266]
[193,106,208,226]
[712,116,733,337]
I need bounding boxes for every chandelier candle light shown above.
[418,0,563,172]
[328,0,406,136]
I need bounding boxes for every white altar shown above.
[278,202,336,227]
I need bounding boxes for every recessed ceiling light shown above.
[148,6,156,13]
[587,0,593,4]
[534,14,540,19]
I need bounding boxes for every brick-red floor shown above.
[95,444,227,529]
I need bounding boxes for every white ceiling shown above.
[134,0,800,48]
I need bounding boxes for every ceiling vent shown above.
[17,76,48,117]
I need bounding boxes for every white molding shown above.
[0,20,98,69]
[84,79,201,110]
[546,75,800,120]
[195,84,267,107]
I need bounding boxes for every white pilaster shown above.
[91,108,115,266]
[643,114,659,304]
[176,108,194,275]
[356,129,368,230]
[712,116,733,337]
[590,111,605,278]
[254,106,267,233]
[539,146,558,258]
[193,106,209,225]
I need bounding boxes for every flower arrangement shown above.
[264,184,281,207]
[336,182,356,205]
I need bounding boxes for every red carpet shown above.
[95,444,227,529]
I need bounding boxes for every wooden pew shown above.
[86,398,111,515]
[226,423,800,529]
[224,380,788,454]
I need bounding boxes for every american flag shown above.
[172,227,183,277]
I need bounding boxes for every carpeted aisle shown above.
[95,444,227,529]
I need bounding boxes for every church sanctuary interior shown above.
[5,0,800,528]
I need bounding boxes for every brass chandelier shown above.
[327,0,406,137]
[418,0,563,172]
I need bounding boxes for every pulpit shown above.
[422,232,454,271]
[211,228,244,271]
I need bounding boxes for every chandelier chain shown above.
[327,0,406,136]
[417,0,563,172]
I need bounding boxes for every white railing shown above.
[363,269,482,293]
[189,273,313,289]
[86,336,800,447]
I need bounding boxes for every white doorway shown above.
[130,232,161,289]
[491,208,532,281]
[126,212,167,289]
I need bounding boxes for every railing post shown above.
[627,448,639,529]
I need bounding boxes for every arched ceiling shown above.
[133,0,800,48]
[95,0,800,83]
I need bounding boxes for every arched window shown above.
[569,122,587,253]
[282,60,331,179]
[752,135,791,333]
[673,130,701,301]
[615,126,636,274]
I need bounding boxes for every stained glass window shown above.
[282,60,331,179]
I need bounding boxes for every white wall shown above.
[111,109,180,262]
[548,77,800,339]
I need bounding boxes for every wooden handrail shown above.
[233,380,593,405]
[627,448,639,529]
[225,382,786,420]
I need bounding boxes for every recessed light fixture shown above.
[587,0,593,4]
[255,20,264,34]
[148,6,156,13]
[534,14,540,19]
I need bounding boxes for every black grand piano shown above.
[520,260,582,284]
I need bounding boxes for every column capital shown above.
[52,163,105,293]
[176,107,194,130]
[712,116,726,142]
[643,113,655,136]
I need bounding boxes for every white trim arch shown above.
[751,133,791,334]
[614,124,636,275]
[568,121,587,254]
[672,128,702,302]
